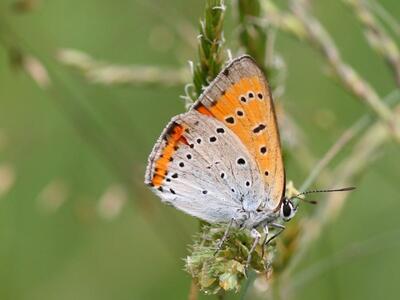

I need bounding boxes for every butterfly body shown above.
[145,55,285,229]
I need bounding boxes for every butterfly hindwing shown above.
[145,109,266,223]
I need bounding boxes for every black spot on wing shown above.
[237,158,246,165]
[260,146,267,154]
[225,116,235,124]
[253,124,266,134]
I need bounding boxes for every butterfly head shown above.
[279,186,356,222]
[280,197,297,222]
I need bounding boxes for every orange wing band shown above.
[151,123,187,187]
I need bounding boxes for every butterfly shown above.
[144,55,354,257]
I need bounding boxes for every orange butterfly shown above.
[144,56,354,264]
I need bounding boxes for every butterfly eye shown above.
[280,199,296,222]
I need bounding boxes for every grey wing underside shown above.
[145,110,265,224]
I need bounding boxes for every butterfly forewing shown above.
[193,56,285,209]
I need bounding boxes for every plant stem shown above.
[300,116,369,192]
[346,0,400,87]
[192,0,226,99]
[237,0,268,74]
[57,48,189,87]
[263,0,400,143]
[365,0,400,37]
[188,280,199,300]
[281,105,400,296]
[186,1,227,298]
[289,1,400,142]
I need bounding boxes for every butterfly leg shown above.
[245,228,261,270]
[261,223,285,258]
[264,223,285,245]
[214,218,235,255]
[261,224,269,258]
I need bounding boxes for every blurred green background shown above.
[0,0,400,299]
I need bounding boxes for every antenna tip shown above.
[340,187,356,191]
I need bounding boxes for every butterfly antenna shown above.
[289,187,356,204]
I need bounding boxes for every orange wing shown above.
[193,56,285,209]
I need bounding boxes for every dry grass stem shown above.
[301,87,400,192]
[188,280,199,300]
[365,0,400,37]
[346,0,400,86]
[290,228,400,293]
[300,115,369,192]
[290,1,400,142]
[281,105,399,293]
[263,0,400,143]
[57,48,189,87]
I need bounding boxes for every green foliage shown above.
[192,0,226,99]
[185,225,267,294]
